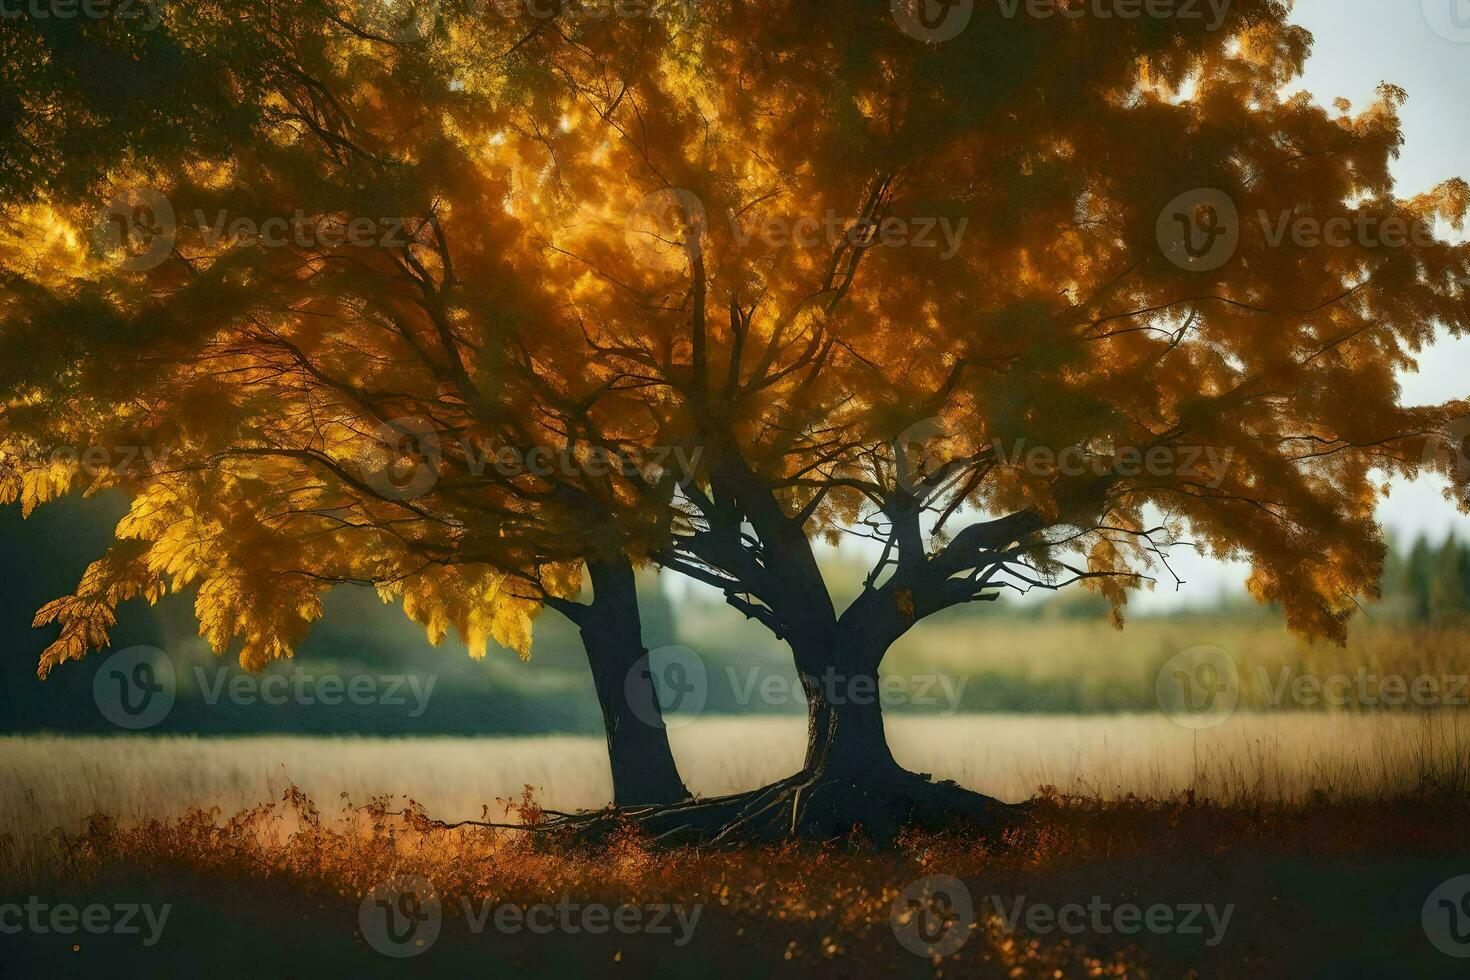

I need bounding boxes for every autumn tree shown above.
[495,0,1470,839]
[5,0,1470,842]
[0,0,692,806]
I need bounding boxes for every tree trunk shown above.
[581,558,690,807]
[800,664,900,780]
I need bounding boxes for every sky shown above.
[1132,0,1470,610]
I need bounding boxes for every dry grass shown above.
[888,618,1470,711]
[3,712,1467,880]
[9,784,1467,977]
[4,713,1469,976]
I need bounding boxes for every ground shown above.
[4,788,1468,978]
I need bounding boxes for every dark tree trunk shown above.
[798,664,900,780]
[547,614,1025,847]
[581,558,690,807]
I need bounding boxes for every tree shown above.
[1428,534,1470,623]
[0,0,689,807]
[1404,534,1436,622]
[5,0,1469,843]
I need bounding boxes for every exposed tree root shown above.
[540,768,1029,849]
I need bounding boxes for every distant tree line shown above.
[1382,534,1470,624]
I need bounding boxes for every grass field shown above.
[4,712,1469,850]
[3,719,1469,977]
[6,618,1470,977]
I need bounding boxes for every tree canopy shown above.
[4,0,1468,686]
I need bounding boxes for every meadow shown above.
[3,711,1468,856]
[4,616,1470,976]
